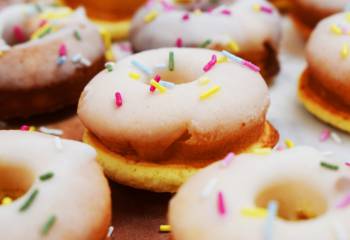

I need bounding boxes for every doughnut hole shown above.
[255,181,328,221]
[0,164,34,205]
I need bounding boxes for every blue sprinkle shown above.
[264,201,278,240]
[56,56,67,65]
[221,50,244,64]
[159,80,175,89]
[131,60,153,75]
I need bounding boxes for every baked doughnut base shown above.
[269,0,292,12]
[290,15,312,40]
[83,121,279,193]
[298,69,350,133]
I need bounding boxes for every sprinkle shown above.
[227,40,240,53]
[80,57,92,67]
[284,139,295,148]
[320,161,339,171]
[159,80,176,88]
[71,54,82,63]
[320,129,331,142]
[221,9,231,15]
[144,10,158,23]
[115,92,123,107]
[331,132,342,144]
[159,225,171,232]
[161,0,175,11]
[107,226,114,238]
[176,38,183,48]
[1,197,12,205]
[221,152,234,167]
[150,79,167,93]
[347,12,350,22]
[168,51,175,71]
[217,191,226,216]
[128,72,140,80]
[264,201,278,240]
[203,55,217,72]
[150,74,161,92]
[222,50,260,72]
[331,24,343,35]
[39,172,54,181]
[13,25,26,42]
[341,43,349,59]
[29,126,36,132]
[182,13,190,21]
[251,148,272,155]
[199,39,212,48]
[253,4,273,14]
[336,192,350,208]
[56,56,67,65]
[131,60,153,75]
[276,145,284,151]
[217,56,228,64]
[20,125,30,131]
[31,24,52,40]
[241,207,268,218]
[105,62,115,72]
[54,137,63,150]
[200,85,221,100]
[19,189,39,212]
[198,77,211,86]
[332,221,347,240]
[58,44,67,57]
[41,215,57,236]
[201,178,218,198]
[73,30,81,41]
[39,127,63,136]
[346,162,350,167]
[105,49,115,62]
[40,7,72,20]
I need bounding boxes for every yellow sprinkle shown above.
[200,85,221,100]
[346,12,350,22]
[39,7,72,20]
[150,79,167,93]
[159,225,171,232]
[193,9,202,15]
[227,40,240,53]
[241,207,267,218]
[0,51,3,57]
[251,148,272,155]
[144,10,158,23]
[129,72,140,80]
[30,24,52,40]
[198,77,211,86]
[252,3,261,12]
[284,139,295,148]
[29,126,36,132]
[330,24,342,35]
[99,27,112,49]
[1,197,12,205]
[341,43,349,59]
[217,56,228,64]
[105,49,115,62]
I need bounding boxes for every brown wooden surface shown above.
[5,108,171,240]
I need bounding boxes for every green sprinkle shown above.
[41,215,57,236]
[39,172,54,181]
[38,27,52,39]
[320,161,339,171]
[74,30,82,41]
[199,39,212,48]
[168,51,174,71]
[19,189,39,212]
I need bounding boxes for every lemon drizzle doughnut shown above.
[130,0,282,80]
[169,147,350,240]
[0,4,105,119]
[0,130,111,239]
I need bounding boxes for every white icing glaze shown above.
[169,146,350,240]
[78,48,269,160]
[306,12,350,104]
[0,130,111,239]
[0,4,104,89]
[130,0,281,54]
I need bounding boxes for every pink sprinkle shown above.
[346,162,350,167]
[58,44,67,57]
[337,193,350,208]
[20,125,30,131]
[150,74,161,92]
[182,13,190,21]
[38,19,47,28]
[221,152,235,167]
[115,92,123,107]
[221,9,231,15]
[320,129,331,142]
[242,60,260,72]
[161,0,175,11]
[260,5,273,14]
[276,145,285,151]
[207,7,215,13]
[217,191,226,216]
[13,25,26,43]
[176,38,183,48]
[119,43,131,52]
[203,55,217,72]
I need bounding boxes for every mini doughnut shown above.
[169,146,350,239]
[0,130,111,239]
[130,0,282,81]
[298,12,350,133]
[78,48,279,192]
[0,4,105,119]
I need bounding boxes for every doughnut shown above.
[298,12,350,133]
[130,0,282,81]
[0,130,111,239]
[61,0,147,40]
[78,48,279,192]
[169,146,350,239]
[0,4,105,119]
[268,0,291,12]
[290,0,348,37]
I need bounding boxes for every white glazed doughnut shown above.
[0,130,111,239]
[169,146,350,239]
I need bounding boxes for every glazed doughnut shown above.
[0,4,105,119]
[78,48,279,192]
[298,12,350,133]
[130,0,282,80]
[0,130,111,239]
[169,146,350,239]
